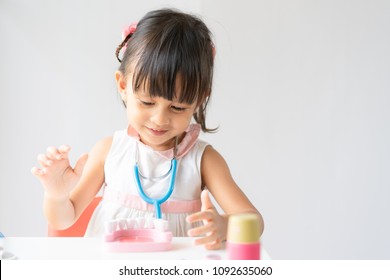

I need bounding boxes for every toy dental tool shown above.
[104,137,178,252]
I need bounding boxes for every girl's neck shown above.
[140,132,186,152]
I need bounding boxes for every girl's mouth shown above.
[147,127,168,136]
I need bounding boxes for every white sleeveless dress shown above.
[84,124,208,237]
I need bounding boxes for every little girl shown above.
[31,8,264,250]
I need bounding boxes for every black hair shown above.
[116,9,216,132]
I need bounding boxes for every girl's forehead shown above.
[126,53,205,106]
[134,85,194,105]
[130,71,185,95]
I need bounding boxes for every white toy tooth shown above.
[126,218,136,229]
[145,217,154,229]
[118,218,127,230]
[135,217,145,229]
[104,220,117,234]
[154,219,169,232]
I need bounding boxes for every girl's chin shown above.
[140,135,173,151]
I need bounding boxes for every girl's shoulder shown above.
[88,136,114,165]
[94,136,113,151]
[88,128,132,165]
[89,128,132,166]
[101,129,138,160]
[200,145,230,174]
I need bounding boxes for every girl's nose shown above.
[150,107,170,126]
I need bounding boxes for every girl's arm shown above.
[187,146,264,249]
[32,137,112,230]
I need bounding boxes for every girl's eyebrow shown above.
[172,99,191,105]
[134,84,192,104]
[133,89,151,98]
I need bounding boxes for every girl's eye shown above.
[140,100,154,106]
[171,105,186,112]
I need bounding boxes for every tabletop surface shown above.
[2,237,270,260]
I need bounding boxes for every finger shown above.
[31,166,45,176]
[188,222,214,237]
[46,146,62,160]
[37,154,52,167]
[56,145,71,160]
[186,211,213,224]
[59,145,71,154]
[205,240,222,250]
[201,189,214,211]
[193,232,217,246]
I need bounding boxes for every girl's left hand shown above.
[186,190,227,250]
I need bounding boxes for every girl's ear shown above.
[115,71,127,102]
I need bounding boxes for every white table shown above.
[3,237,270,260]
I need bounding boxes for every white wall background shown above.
[1,0,389,259]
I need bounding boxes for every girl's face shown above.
[116,71,197,151]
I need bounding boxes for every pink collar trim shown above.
[126,124,201,159]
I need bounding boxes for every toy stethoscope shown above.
[103,137,178,252]
[133,136,178,219]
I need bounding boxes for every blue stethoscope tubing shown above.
[133,158,177,219]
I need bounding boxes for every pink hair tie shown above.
[122,22,137,40]
[121,22,137,52]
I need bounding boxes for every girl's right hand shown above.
[31,145,88,200]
